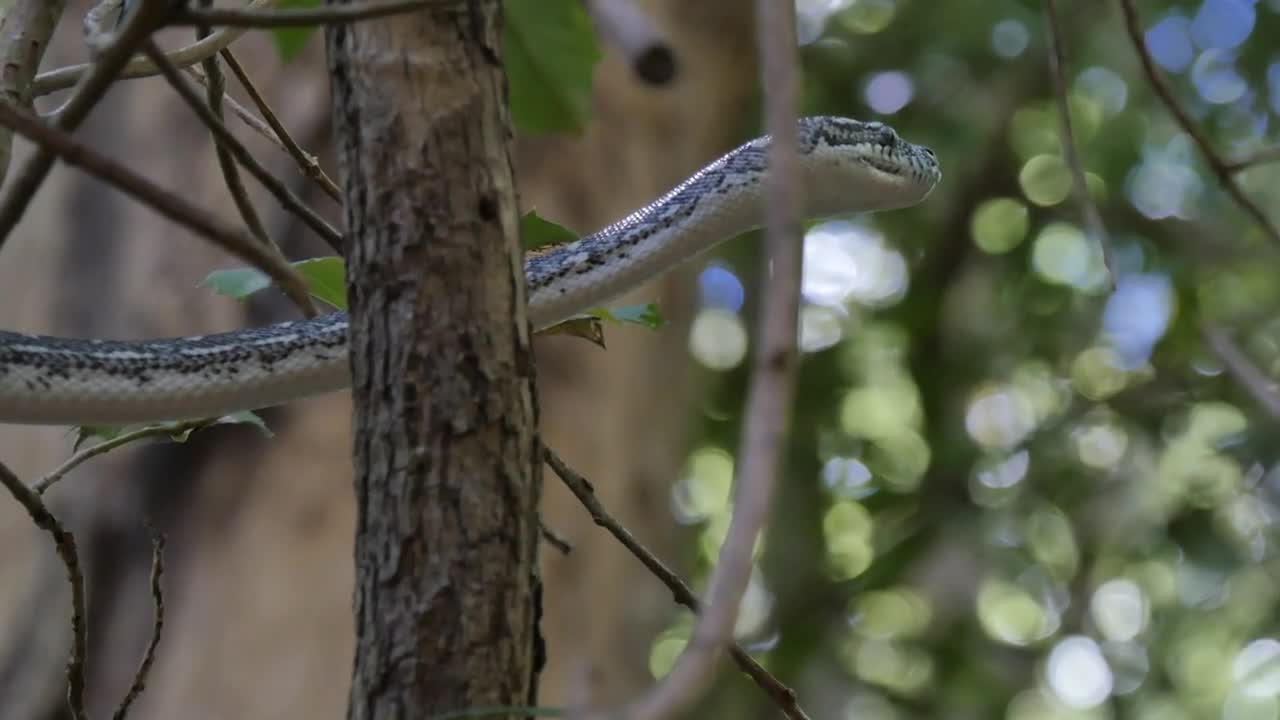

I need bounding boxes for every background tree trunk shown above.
[328,2,541,716]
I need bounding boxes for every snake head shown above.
[797,116,941,216]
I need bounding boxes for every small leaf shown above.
[70,424,127,451]
[201,257,346,310]
[270,0,322,61]
[69,412,272,452]
[536,315,606,348]
[521,210,577,251]
[201,267,273,301]
[590,303,665,330]
[214,411,274,438]
[293,257,348,311]
[504,0,601,133]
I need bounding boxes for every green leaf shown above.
[70,424,129,451]
[521,210,577,251]
[201,267,274,301]
[214,411,275,438]
[292,257,348,310]
[589,303,665,330]
[69,412,272,452]
[503,0,601,134]
[201,257,347,311]
[270,0,322,62]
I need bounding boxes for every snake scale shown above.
[0,117,939,425]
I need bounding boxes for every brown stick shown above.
[1117,0,1280,248]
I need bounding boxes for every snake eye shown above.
[876,125,897,147]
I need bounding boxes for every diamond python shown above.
[0,117,940,425]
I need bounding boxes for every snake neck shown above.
[525,142,768,329]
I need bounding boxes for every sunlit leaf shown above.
[201,266,273,301]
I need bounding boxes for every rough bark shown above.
[327,2,541,718]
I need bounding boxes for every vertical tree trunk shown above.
[326,2,541,718]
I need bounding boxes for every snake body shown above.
[0,117,939,425]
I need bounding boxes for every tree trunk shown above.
[326,2,541,717]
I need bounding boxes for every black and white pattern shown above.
[0,117,940,425]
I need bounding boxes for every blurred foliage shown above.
[656,1,1280,719]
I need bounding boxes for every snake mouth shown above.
[860,153,940,188]
[860,155,909,178]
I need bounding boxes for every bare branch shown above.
[181,65,342,203]
[31,0,277,98]
[1117,0,1280,248]
[1202,324,1280,421]
[1226,146,1280,173]
[196,18,276,251]
[0,99,318,316]
[0,0,68,182]
[0,459,89,720]
[35,420,216,495]
[112,529,167,720]
[0,0,170,253]
[544,448,811,720]
[218,49,343,202]
[584,0,676,86]
[141,41,346,253]
[168,0,462,28]
[630,1,804,712]
[1043,0,1114,288]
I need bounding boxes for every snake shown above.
[0,117,939,426]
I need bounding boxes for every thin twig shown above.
[1226,146,1280,173]
[35,420,215,495]
[197,14,276,250]
[584,0,676,85]
[543,448,811,720]
[112,529,167,720]
[1202,324,1280,421]
[0,0,67,183]
[141,41,346,253]
[0,459,89,720]
[182,65,342,203]
[32,0,277,98]
[218,49,343,202]
[0,0,170,253]
[626,2,804,717]
[540,522,574,555]
[1043,0,1114,288]
[1117,0,1280,248]
[0,99,318,316]
[168,0,461,27]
